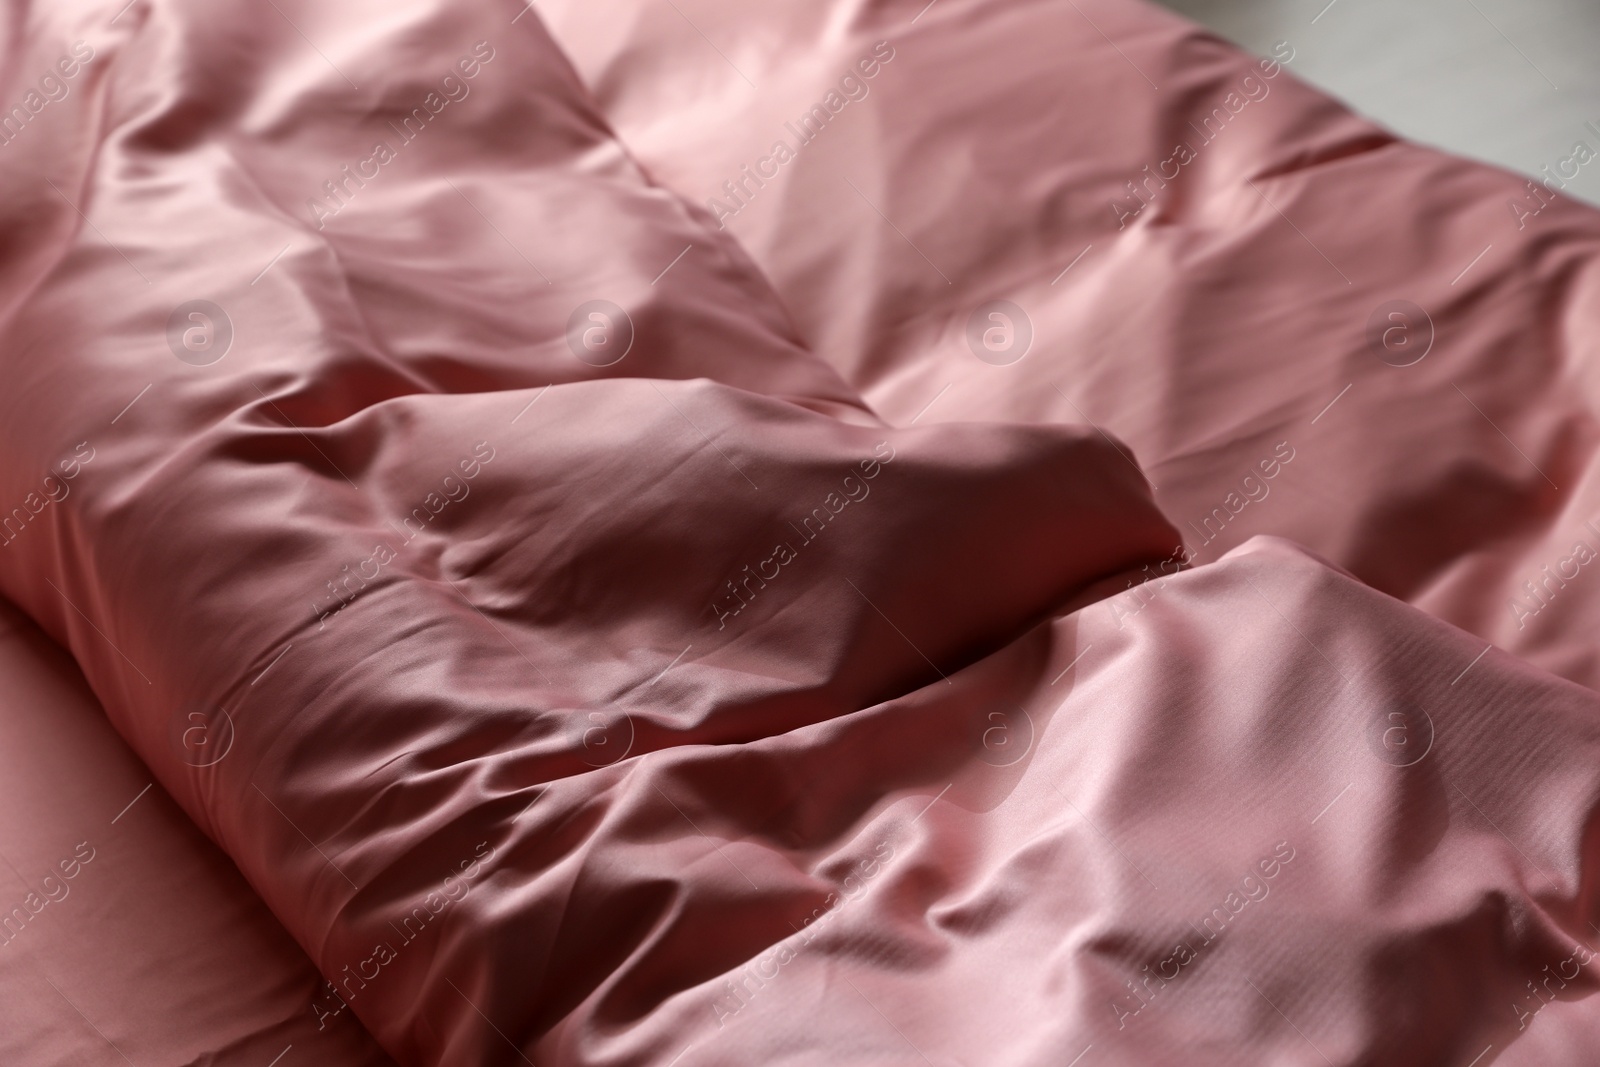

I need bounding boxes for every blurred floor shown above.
[1154,0,1600,207]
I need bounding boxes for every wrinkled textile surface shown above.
[3,0,1600,1066]
[0,601,395,1066]
[533,0,1600,691]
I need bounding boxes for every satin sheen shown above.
[2,1,1600,1065]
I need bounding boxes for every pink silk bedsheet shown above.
[533,0,1600,693]
[4,1,1600,1065]
[0,598,395,1065]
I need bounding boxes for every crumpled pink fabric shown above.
[0,599,395,1065]
[533,0,1600,693]
[5,0,1600,1065]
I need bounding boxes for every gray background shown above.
[1154,0,1600,206]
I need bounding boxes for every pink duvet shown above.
[6,0,1600,1065]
